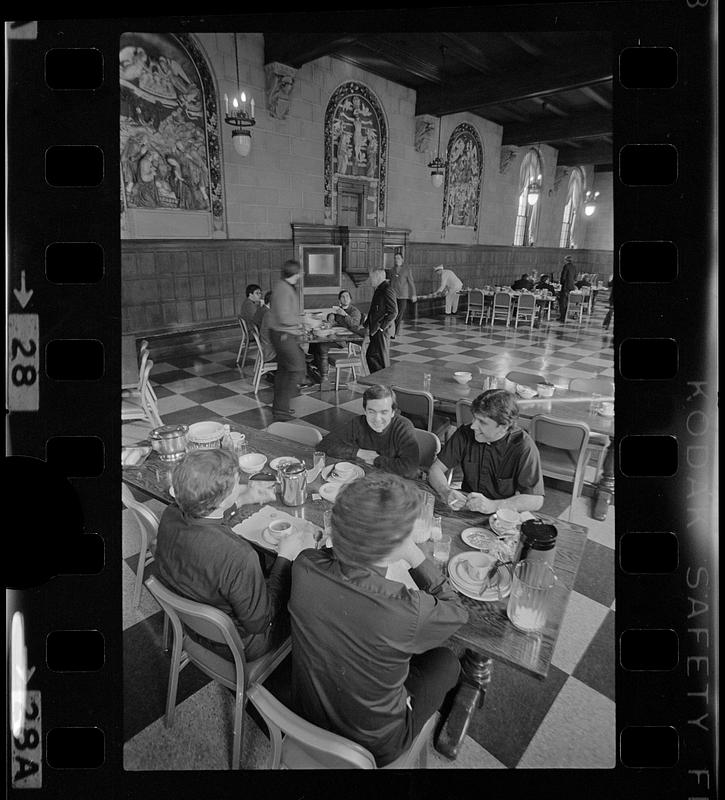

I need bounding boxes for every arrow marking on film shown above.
[13,271,33,309]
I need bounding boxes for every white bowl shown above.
[239,453,268,474]
[265,519,294,543]
[453,371,472,385]
[536,383,555,398]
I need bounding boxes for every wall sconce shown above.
[584,189,600,216]
[224,33,255,157]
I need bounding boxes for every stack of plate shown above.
[447,552,512,601]
[321,464,365,484]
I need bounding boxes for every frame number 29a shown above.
[8,314,39,411]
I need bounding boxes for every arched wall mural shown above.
[120,32,224,237]
[441,122,483,231]
[323,81,388,227]
[442,122,483,233]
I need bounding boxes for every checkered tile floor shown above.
[122,304,615,769]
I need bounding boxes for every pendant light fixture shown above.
[427,45,448,188]
[224,33,256,157]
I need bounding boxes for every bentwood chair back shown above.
[328,342,364,390]
[250,327,277,394]
[391,385,451,442]
[490,292,512,327]
[144,576,291,770]
[412,428,441,471]
[568,377,614,480]
[514,292,537,329]
[122,359,163,430]
[236,315,257,370]
[121,483,160,607]
[464,289,487,326]
[246,682,438,769]
[266,421,323,446]
[529,415,591,521]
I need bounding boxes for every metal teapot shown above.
[149,424,188,462]
[279,461,307,506]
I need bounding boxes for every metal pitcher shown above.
[280,462,307,506]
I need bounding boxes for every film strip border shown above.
[5,11,717,799]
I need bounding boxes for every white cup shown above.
[492,508,520,531]
[334,461,355,479]
[267,519,293,542]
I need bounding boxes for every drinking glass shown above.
[233,434,248,458]
[429,514,442,542]
[423,373,432,392]
[433,534,451,568]
[322,509,333,547]
[314,451,325,472]
[589,392,603,415]
[506,560,557,633]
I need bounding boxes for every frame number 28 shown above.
[8,314,39,412]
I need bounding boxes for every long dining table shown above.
[123,416,588,757]
[357,360,615,519]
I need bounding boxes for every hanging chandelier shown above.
[224,33,256,157]
[584,188,600,216]
[427,45,448,188]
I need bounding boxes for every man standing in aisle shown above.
[558,255,576,322]
[390,252,417,338]
[431,264,463,315]
[269,260,306,421]
[365,268,398,374]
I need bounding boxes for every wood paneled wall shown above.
[122,238,613,353]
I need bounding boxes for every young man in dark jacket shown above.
[317,384,420,478]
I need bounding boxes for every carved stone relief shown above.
[265,62,296,120]
[415,114,437,154]
[499,145,518,175]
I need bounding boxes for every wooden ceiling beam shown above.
[502,32,544,57]
[263,34,358,68]
[555,141,614,167]
[440,33,495,74]
[354,35,443,84]
[416,64,612,115]
[580,85,612,109]
[502,110,612,146]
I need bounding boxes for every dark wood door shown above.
[338,191,362,226]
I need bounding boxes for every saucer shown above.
[460,527,499,553]
[270,456,301,471]
[448,553,512,602]
[489,516,519,537]
[318,482,341,502]
[322,464,365,484]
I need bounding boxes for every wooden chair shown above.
[513,292,537,329]
[265,421,323,446]
[247,682,438,769]
[490,292,512,327]
[564,292,584,324]
[144,576,291,770]
[568,377,614,480]
[392,385,451,443]
[121,483,160,607]
[122,358,162,430]
[464,289,487,326]
[236,316,258,370]
[529,415,591,521]
[250,327,277,394]
[328,341,365,390]
[412,428,441,471]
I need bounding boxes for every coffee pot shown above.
[280,462,308,506]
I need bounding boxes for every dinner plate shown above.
[448,553,512,601]
[460,527,500,553]
[269,456,301,471]
[321,464,365,484]
[318,482,341,502]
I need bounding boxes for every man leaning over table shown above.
[289,472,467,767]
[155,449,310,662]
[427,389,545,513]
[431,263,463,315]
[317,384,419,478]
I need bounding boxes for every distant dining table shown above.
[358,360,614,518]
[123,416,588,757]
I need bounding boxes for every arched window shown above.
[559,168,584,248]
[513,149,542,246]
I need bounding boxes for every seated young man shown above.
[155,448,310,661]
[240,283,263,328]
[317,384,420,478]
[289,473,467,767]
[327,289,364,332]
[511,273,533,291]
[427,389,545,513]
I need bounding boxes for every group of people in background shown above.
[241,252,611,421]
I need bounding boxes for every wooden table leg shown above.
[434,649,492,760]
[593,440,615,521]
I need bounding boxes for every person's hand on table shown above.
[356,448,378,465]
[465,492,498,514]
[277,529,312,561]
[446,488,467,510]
[237,481,277,506]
